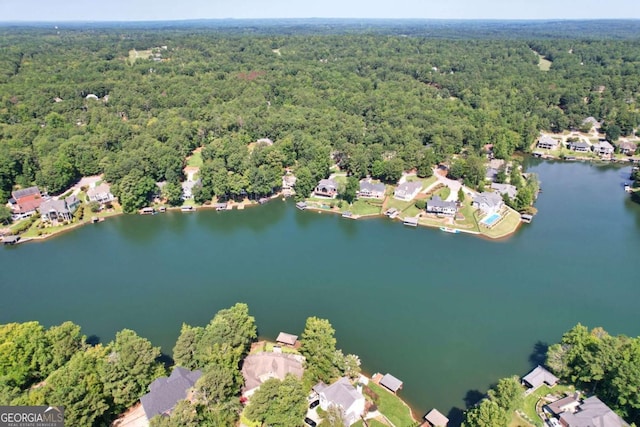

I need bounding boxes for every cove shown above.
[1,160,639,423]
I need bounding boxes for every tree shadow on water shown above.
[86,335,100,346]
[463,389,485,408]
[446,407,465,427]
[529,340,549,368]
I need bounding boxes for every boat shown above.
[440,226,460,234]
[158,206,166,213]
[180,206,196,212]
[295,202,307,210]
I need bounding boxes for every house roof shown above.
[618,141,637,151]
[317,179,338,191]
[319,377,364,411]
[570,141,591,149]
[473,192,503,209]
[66,195,79,205]
[559,396,629,427]
[181,179,202,192]
[12,186,41,200]
[538,135,559,147]
[522,365,559,388]
[593,140,614,150]
[425,408,449,426]
[380,373,403,392]
[359,180,385,194]
[490,183,518,199]
[547,393,580,416]
[39,199,69,215]
[427,196,456,210]
[582,116,599,126]
[276,332,298,346]
[141,367,202,419]
[241,353,304,392]
[395,181,422,196]
[87,183,112,198]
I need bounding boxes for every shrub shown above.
[415,199,426,210]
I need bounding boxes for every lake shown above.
[1,160,639,424]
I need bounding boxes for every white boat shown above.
[180,206,196,212]
[440,226,460,234]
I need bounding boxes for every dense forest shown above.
[1,21,639,212]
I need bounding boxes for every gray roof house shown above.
[181,179,201,200]
[522,365,559,390]
[39,197,78,222]
[314,179,338,198]
[380,373,403,393]
[358,180,386,199]
[582,116,599,128]
[393,181,422,201]
[276,332,298,346]
[426,196,457,216]
[472,192,504,215]
[315,377,365,426]
[537,135,559,150]
[568,141,591,152]
[592,140,614,156]
[241,353,304,397]
[490,183,518,200]
[87,183,115,204]
[618,141,637,155]
[140,367,202,420]
[559,396,629,427]
[546,393,581,416]
[485,167,499,182]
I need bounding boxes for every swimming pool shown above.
[481,213,501,226]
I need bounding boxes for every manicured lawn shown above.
[366,382,417,427]
[437,186,451,200]
[186,150,203,168]
[250,341,300,355]
[456,201,480,232]
[385,197,414,213]
[403,206,421,218]
[353,420,387,427]
[518,384,575,426]
[481,207,521,239]
[347,200,383,216]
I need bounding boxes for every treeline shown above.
[462,324,640,426]
[0,27,639,210]
[0,303,363,426]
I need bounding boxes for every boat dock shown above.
[403,217,419,227]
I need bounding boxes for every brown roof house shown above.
[618,141,637,156]
[276,332,298,347]
[559,396,629,427]
[241,352,304,397]
[314,179,338,198]
[522,365,559,392]
[140,367,202,421]
[9,186,44,218]
[424,408,449,427]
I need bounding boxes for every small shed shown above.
[276,332,298,347]
[295,202,307,210]
[424,408,449,427]
[380,373,403,393]
[2,235,20,245]
[521,214,533,223]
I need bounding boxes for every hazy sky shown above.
[1,0,639,21]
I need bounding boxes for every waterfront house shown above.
[358,180,385,199]
[568,141,591,153]
[87,183,115,204]
[618,141,637,156]
[472,192,504,215]
[181,179,201,200]
[10,186,43,218]
[314,377,365,426]
[546,393,581,417]
[314,179,338,198]
[66,195,80,212]
[39,197,77,222]
[490,183,518,199]
[426,196,457,216]
[537,135,560,150]
[558,396,629,427]
[592,140,614,156]
[393,181,422,201]
[140,367,202,421]
[241,353,304,397]
[522,365,558,391]
[424,408,449,427]
[276,332,298,347]
[380,373,403,394]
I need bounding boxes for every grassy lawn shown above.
[186,150,203,168]
[128,48,153,64]
[437,186,451,200]
[406,175,437,189]
[537,55,552,71]
[518,384,575,426]
[403,205,421,218]
[250,341,300,355]
[353,420,388,427]
[346,200,383,216]
[385,197,414,213]
[456,201,480,232]
[481,207,521,239]
[509,411,535,427]
[366,382,417,427]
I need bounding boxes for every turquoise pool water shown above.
[481,213,501,225]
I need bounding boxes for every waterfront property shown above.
[537,135,560,150]
[490,183,518,199]
[181,179,201,200]
[380,373,403,394]
[472,192,504,215]
[314,377,365,426]
[358,180,386,199]
[9,186,43,219]
[39,197,78,223]
[140,366,202,421]
[426,196,457,216]
[394,181,422,201]
[557,396,629,427]
[276,332,298,347]
[314,179,338,198]
[618,141,637,156]
[522,365,559,392]
[87,182,115,204]
[592,140,615,156]
[546,393,581,417]
[424,408,449,427]
[568,141,591,153]
[403,217,419,227]
[241,352,304,397]
[480,213,501,227]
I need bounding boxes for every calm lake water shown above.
[1,160,639,424]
